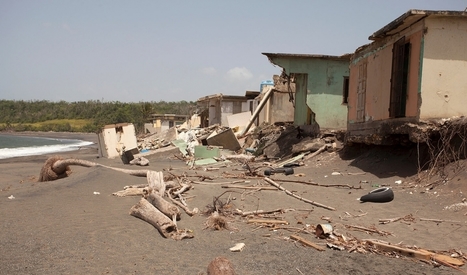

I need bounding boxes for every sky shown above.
[1,1,465,103]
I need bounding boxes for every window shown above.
[342,76,349,104]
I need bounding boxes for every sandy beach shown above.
[1,132,466,275]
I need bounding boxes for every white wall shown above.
[420,16,467,119]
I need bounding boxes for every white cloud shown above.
[201,67,217,75]
[225,67,253,82]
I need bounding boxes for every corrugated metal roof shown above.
[369,9,467,40]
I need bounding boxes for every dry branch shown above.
[274,178,361,189]
[235,208,285,217]
[345,224,393,236]
[419,218,464,224]
[247,219,288,225]
[221,185,277,191]
[290,234,325,251]
[166,194,199,216]
[264,177,336,211]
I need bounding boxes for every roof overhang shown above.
[369,9,467,40]
[197,93,248,102]
[262,52,351,67]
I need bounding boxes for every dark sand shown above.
[1,132,466,275]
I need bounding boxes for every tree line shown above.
[0,100,196,133]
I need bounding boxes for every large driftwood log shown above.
[129,198,177,238]
[39,156,150,182]
[145,189,181,221]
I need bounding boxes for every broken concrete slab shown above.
[207,128,241,151]
[194,145,221,159]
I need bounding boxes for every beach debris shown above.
[130,198,175,237]
[274,178,361,190]
[39,156,150,182]
[358,187,394,203]
[129,197,192,240]
[129,157,149,166]
[207,256,236,275]
[247,218,288,225]
[345,224,393,236]
[144,188,181,221]
[331,171,342,176]
[113,187,146,197]
[419,218,464,224]
[204,211,229,230]
[444,199,467,212]
[315,223,333,239]
[235,208,285,217]
[366,240,465,267]
[379,214,415,224]
[264,177,336,211]
[290,234,325,251]
[8,195,15,200]
[264,167,294,176]
[93,191,100,195]
[229,243,245,252]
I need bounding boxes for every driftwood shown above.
[419,218,464,224]
[166,194,199,216]
[147,171,166,196]
[221,185,277,191]
[129,198,177,238]
[145,189,181,221]
[264,177,336,211]
[113,187,147,197]
[290,234,325,251]
[345,224,393,236]
[274,178,362,189]
[207,256,236,275]
[303,144,330,161]
[367,240,465,268]
[235,208,285,217]
[247,219,288,225]
[39,156,150,182]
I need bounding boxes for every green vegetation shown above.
[0,100,196,133]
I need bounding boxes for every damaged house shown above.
[346,9,467,145]
[262,53,351,130]
[197,92,259,128]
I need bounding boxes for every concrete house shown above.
[347,10,467,144]
[262,53,351,130]
[145,114,188,134]
[197,92,259,127]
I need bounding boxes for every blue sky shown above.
[1,1,465,103]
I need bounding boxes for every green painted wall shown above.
[269,57,349,129]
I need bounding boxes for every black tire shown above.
[359,187,394,203]
[264,167,294,176]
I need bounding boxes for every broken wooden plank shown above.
[290,234,325,251]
